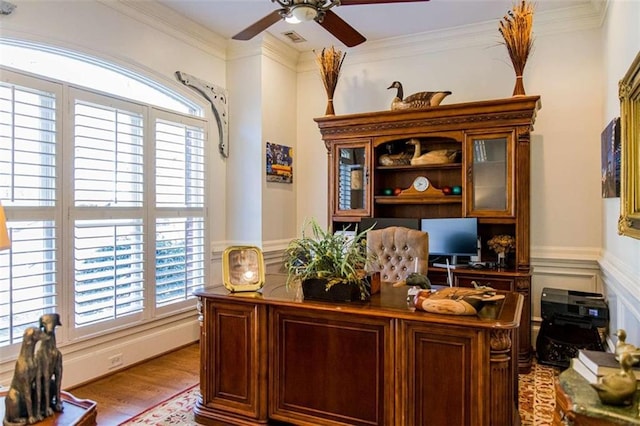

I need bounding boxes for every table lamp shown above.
[0,201,10,250]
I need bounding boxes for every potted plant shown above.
[283,218,374,301]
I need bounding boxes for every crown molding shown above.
[226,33,299,72]
[98,0,227,60]
[297,2,607,72]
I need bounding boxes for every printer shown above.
[541,287,609,328]
[537,287,609,368]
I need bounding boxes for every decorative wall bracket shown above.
[175,71,229,158]
[0,1,16,15]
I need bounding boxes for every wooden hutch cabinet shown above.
[314,96,541,372]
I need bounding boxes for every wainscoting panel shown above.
[599,254,640,351]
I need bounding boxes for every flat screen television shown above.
[420,217,478,267]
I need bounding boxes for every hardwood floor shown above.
[69,342,200,425]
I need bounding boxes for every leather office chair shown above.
[366,226,429,283]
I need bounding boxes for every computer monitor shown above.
[420,217,478,267]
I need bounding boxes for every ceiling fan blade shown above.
[232,10,283,41]
[318,10,366,47]
[340,0,429,5]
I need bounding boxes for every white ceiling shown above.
[157,0,597,52]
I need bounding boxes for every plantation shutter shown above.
[0,79,59,345]
[72,94,146,327]
[154,118,205,307]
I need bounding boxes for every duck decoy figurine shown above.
[615,329,640,365]
[387,81,452,110]
[591,351,640,406]
[407,138,458,166]
[413,286,505,316]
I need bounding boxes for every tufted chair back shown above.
[366,226,429,283]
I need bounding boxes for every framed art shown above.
[601,117,621,198]
[266,142,293,183]
[618,51,640,239]
[222,246,265,292]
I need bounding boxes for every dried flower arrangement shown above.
[499,0,535,96]
[487,235,516,255]
[315,46,346,115]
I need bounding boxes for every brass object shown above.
[591,352,640,406]
[222,246,265,293]
[3,314,64,425]
[36,313,64,416]
[4,327,43,425]
[615,329,640,365]
[618,51,640,239]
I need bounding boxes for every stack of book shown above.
[571,349,640,383]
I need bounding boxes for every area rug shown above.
[119,384,199,425]
[121,361,559,425]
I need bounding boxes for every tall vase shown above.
[497,252,506,268]
[325,98,335,115]
[512,74,526,96]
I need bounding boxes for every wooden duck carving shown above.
[387,81,451,110]
[615,329,640,365]
[413,286,505,316]
[591,351,639,406]
[407,138,458,166]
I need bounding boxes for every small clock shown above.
[222,246,265,292]
[413,176,430,192]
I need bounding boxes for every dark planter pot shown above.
[301,278,370,302]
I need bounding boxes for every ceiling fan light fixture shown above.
[286,4,318,24]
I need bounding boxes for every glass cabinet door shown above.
[333,141,370,217]
[464,131,514,217]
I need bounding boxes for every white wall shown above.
[600,0,640,348]
[260,42,299,248]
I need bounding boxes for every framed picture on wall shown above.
[266,142,293,184]
[601,117,620,198]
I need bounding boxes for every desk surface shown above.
[196,273,522,330]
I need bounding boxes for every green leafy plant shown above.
[283,218,375,299]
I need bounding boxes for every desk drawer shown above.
[455,275,515,291]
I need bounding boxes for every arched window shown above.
[0,39,208,348]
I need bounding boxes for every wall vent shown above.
[282,31,306,43]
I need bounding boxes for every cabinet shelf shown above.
[376,163,462,172]
[375,195,462,205]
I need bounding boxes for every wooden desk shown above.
[0,390,97,426]
[555,368,640,425]
[195,274,523,426]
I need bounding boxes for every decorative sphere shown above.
[452,185,462,195]
[393,187,402,196]
[442,186,452,195]
[382,188,394,195]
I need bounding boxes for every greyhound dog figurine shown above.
[3,327,43,426]
[34,313,64,418]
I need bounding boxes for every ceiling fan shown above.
[232,0,430,47]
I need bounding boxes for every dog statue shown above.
[3,327,43,426]
[34,313,64,418]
